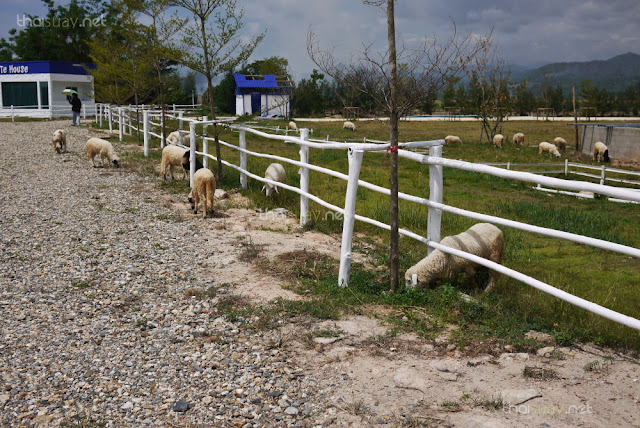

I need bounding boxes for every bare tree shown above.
[308,0,490,292]
[467,44,511,143]
[173,0,265,180]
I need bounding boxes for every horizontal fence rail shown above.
[130,114,640,331]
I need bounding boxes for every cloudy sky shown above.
[2,0,639,81]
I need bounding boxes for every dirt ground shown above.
[169,188,640,427]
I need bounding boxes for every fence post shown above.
[239,128,247,189]
[202,116,209,168]
[299,128,310,226]
[565,159,569,176]
[600,165,606,186]
[108,107,113,135]
[178,111,184,144]
[11,105,14,122]
[118,107,123,141]
[99,104,103,128]
[189,122,197,188]
[338,148,364,287]
[82,104,86,120]
[427,144,443,255]
[160,113,165,149]
[95,104,99,124]
[143,110,150,157]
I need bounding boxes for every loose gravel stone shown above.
[0,120,340,427]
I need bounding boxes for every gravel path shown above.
[0,120,338,427]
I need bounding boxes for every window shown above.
[39,81,49,109]
[2,82,38,108]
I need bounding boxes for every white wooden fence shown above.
[109,112,640,331]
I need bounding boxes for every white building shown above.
[0,60,95,118]
[234,73,291,118]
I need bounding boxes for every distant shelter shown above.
[233,73,291,118]
[0,60,95,118]
[576,123,640,161]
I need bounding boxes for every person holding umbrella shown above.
[64,89,82,126]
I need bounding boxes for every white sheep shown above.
[538,142,561,158]
[288,121,297,131]
[444,135,462,145]
[553,137,566,152]
[167,130,191,145]
[593,141,610,162]
[85,138,120,168]
[52,129,67,153]
[343,121,356,131]
[262,163,286,196]
[493,134,504,148]
[405,223,504,293]
[188,168,216,218]
[512,132,525,145]
[161,144,188,180]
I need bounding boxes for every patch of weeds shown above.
[60,414,106,427]
[236,236,266,263]
[184,286,217,300]
[314,328,344,338]
[549,349,567,360]
[216,295,253,322]
[523,366,558,380]
[344,400,367,416]
[156,213,184,222]
[440,400,462,412]
[72,281,91,289]
[472,396,504,410]
[583,356,614,373]
[136,317,148,327]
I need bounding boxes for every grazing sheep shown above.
[343,121,356,131]
[262,163,286,196]
[553,137,567,152]
[181,151,204,178]
[52,129,67,153]
[188,168,216,218]
[288,121,297,131]
[493,134,504,148]
[85,138,120,168]
[512,132,525,145]
[167,130,191,145]
[405,223,504,293]
[538,142,561,158]
[161,144,188,180]
[444,135,462,145]
[593,141,610,162]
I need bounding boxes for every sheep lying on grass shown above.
[553,137,567,152]
[343,121,356,131]
[161,144,188,180]
[493,134,504,148]
[538,142,561,158]
[444,135,462,145]
[167,130,190,145]
[593,141,610,162]
[85,138,120,168]
[405,223,504,293]
[512,132,525,145]
[52,129,67,153]
[262,163,286,196]
[188,168,216,218]
[288,121,297,131]
[181,151,204,178]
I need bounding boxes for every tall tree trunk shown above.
[387,0,400,292]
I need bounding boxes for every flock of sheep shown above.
[49,122,610,293]
[445,132,610,163]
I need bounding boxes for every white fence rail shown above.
[135,117,640,331]
[0,103,96,120]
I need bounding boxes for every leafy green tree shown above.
[293,69,328,116]
[174,0,265,179]
[512,80,535,115]
[212,70,236,115]
[241,56,289,76]
[5,0,115,62]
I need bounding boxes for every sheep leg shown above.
[484,270,500,293]
[464,265,479,289]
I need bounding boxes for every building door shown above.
[251,93,261,115]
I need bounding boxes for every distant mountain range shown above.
[512,52,640,95]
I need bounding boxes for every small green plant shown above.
[344,400,366,415]
[583,356,614,373]
[523,366,558,380]
[136,317,147,327]
[72,281,91,289]
[441,400,462,412]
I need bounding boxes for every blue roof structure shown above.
[0,60,95,76]
[233,73,280,89]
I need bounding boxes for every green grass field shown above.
[108,116,640,351]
